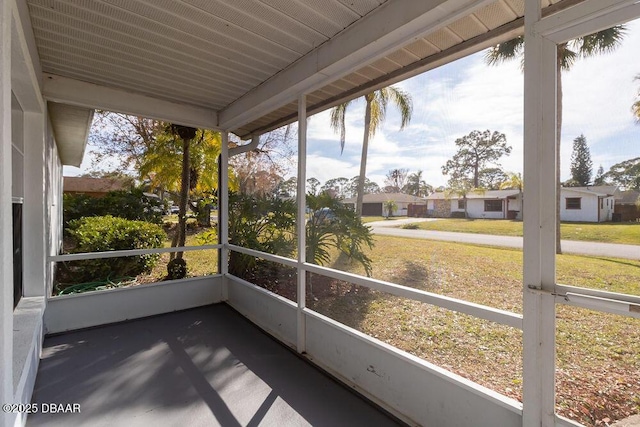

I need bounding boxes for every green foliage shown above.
[194,228,218,245]
[63,188,165,227]
[603,157,640,190]
[383,200,397,218]
[228,193,297,276]
[442,130,511,188]
[64,216,166,282]
[227,192,375,278]
[167,258,187,280]
[569,134,593,186]
[401,223,419,229]
[306,193,374,276]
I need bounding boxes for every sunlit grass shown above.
[409,218,640,244]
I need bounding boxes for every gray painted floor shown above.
[28,304,404,427]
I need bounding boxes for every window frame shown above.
[565,197,581,210]
[484,199,502,212]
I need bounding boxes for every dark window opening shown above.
[13,203,23,309]
[484,200,502,212]
[458,199,466,210]
[566,197,581,210]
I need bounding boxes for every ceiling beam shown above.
[219,0,493,132]
[42,73,218,129]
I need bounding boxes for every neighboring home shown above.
[613,189,640,222]
[427,190,522,220]
[63,176,129,198]
[560,186,615,223]
[427,186,616,222]
[344,193,426,216]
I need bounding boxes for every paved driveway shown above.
[367,219,640,260]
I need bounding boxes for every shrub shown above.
[451,211,467,218]
[64,216,166,282]
[167,258,187,280]
[401,223,419,229]
[63,188,166,228]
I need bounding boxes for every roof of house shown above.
[426,190,520,200]
[343,193,425,204]
[63,177,128,194]
[615,190,640,205]
[561,185,617,197]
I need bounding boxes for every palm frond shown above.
[485,36,524,66]
[330,101,351,154]
[386,86,413,129]
[575,25,626,58]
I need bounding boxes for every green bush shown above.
[63,188,166,228]
[400,223,419,229]
[64,216,166,281]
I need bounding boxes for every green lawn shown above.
[408,218,640,245]
[361,215,406,223]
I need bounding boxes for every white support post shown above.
[0,0,13,423]
[220,131,229,300]
[296,94,307,354]
[22,112,46,297]
[523,0,558,425]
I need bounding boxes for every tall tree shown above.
[478,167,508,190]
[441,130,511,188]
[348,176,380,198]
[330,86,412,216]
[633,74,640,122]
[603,157,640,190]
[321,177,350,199]
[306,177,321,196]
[486,26,625,253]
[404,170,433,197]
[593,165,606,186]
[384,168,409,193]
[569,134,593,186]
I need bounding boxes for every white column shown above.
[220,131,229,300]
[22,112,46,297]
[0,0,14,423]
[296,94,307,353]
[522,0,557,425]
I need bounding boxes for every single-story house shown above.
[427,190,522,220]
[613,189,640,221]
[427,186,616,222]
[560,186,615,223]
[344,193,426,216]
[63,176,128,198]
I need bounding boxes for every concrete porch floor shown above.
[27,304,404,427]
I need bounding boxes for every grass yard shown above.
[408,218,640,245]
[361,215,406,223]
[306,235,640,426]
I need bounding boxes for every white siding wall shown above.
[466,199,505,219]
[560,190,598,222]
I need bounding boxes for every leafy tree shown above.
[348,176,380,198]
[499,172,523,192]
[441,129,511,188]
[330,86,412,216]
[321,177,350,199]
[277,176,298,198]
[486,26,625,253]
[384,168,409,193]
[568,134,593,186]
[603,157,640,190]
[593,165,607,186]
[383,200,397,218]
[478,167,508,190]
[403,170,433,197]
[444,178,476,219]
[306,177,321,195]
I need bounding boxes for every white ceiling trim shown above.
[219,0,494,132]
[42,73,218,130]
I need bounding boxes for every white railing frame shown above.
[49,244,222,262]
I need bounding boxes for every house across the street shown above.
[613,189,640,221]
[344,193,426,216]
[63,176,129,198]
[426,190,522,220]
[427,186,616,222]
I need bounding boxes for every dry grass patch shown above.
[307,235,640,426]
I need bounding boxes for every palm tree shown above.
[485,27,625,253]
[633,74,640,122]
[330,86,412,216]
[500,172,524,220]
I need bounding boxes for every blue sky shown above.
[305,19,640,188]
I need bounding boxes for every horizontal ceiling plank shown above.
[42,73,218,129]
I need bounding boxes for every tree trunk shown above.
[556,50,563,254]
[175,136,190,259]
[356,95,373,217]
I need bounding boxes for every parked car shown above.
[311,207,337,225]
